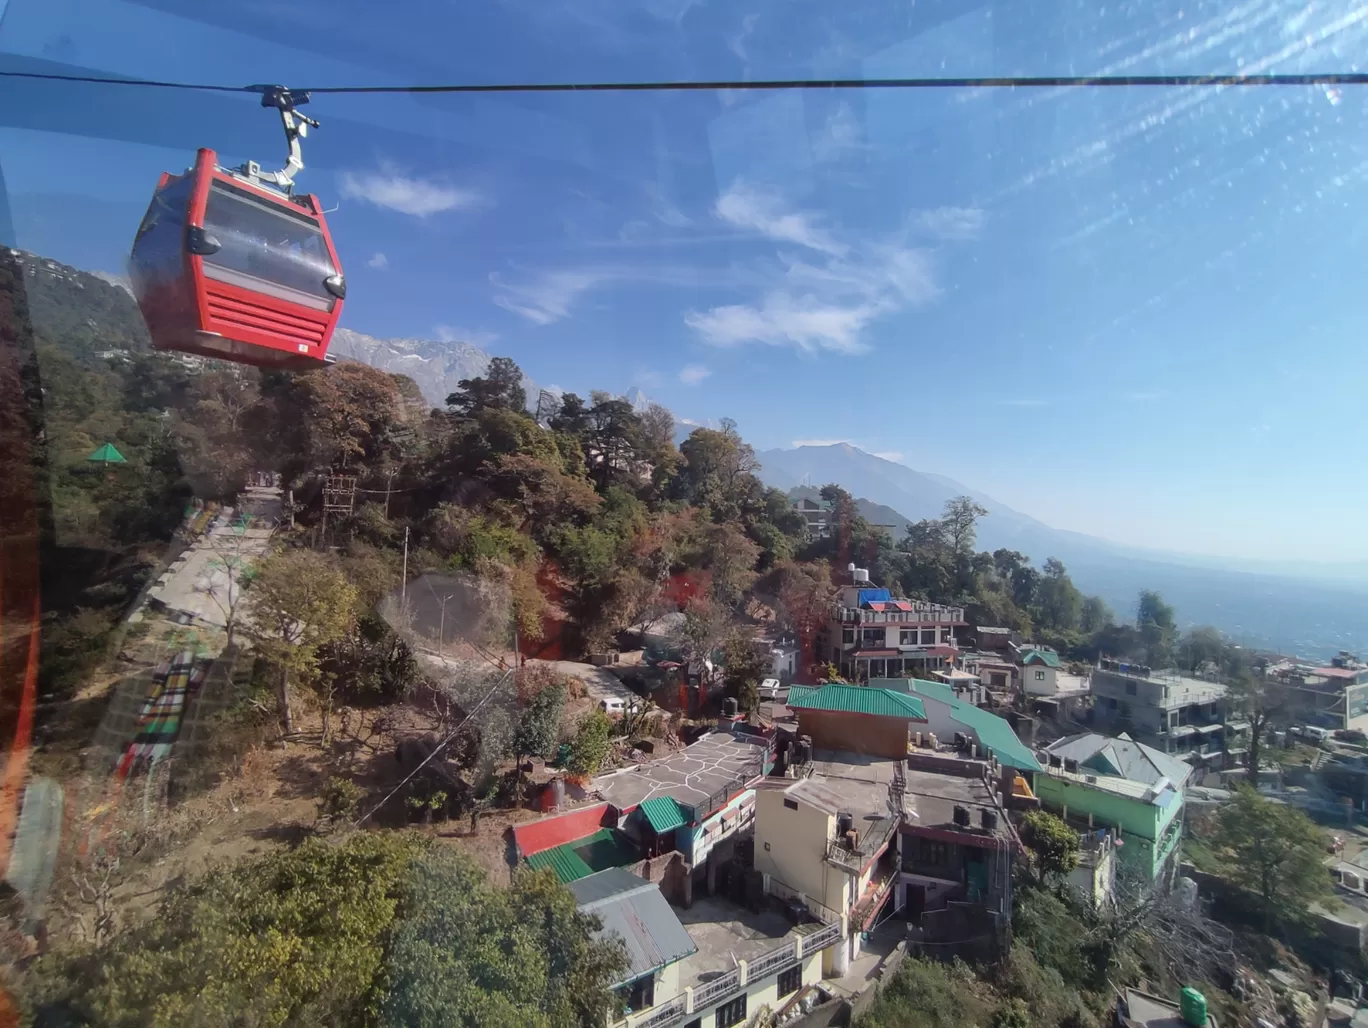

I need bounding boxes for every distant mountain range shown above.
[759,443,1368,659]
[328,328,560,414]
[19,243,1366,660]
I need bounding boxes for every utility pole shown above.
[401,526,409,613]
[384,468,396,519]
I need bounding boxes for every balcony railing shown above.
[748,940,800,981]
[635,995,688,1028]
[836,607,965,625]
[692,969,741,1010]
[826,816,898,874]
[804,921,843,952]
[851,869,897,927]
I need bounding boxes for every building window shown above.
[921,629,937,645]
[940,628,953,643]
[843,629,855,645]
[620,975,655,1012]
[918,839,948,865]
[862,629,883,646]
[1034,670,1046,681]
[783,798,799,811]
[685,1021,702,1028]
[716,996,747,1028]
[1125,681,1136,695]
[777,964,803,998]
[900,630,917,645]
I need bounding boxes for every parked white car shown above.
[599,696,641,717]
[760,678,782,700]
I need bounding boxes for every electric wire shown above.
[4,68,1368,96]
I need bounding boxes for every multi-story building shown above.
[1090,660,1247,770]
[819,575,967,681]
[570,865,838,1028]
[1266,651,1368,733]
[1037,732,1192,888]
[791,496,831,539]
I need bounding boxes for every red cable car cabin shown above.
[129,147,345,370]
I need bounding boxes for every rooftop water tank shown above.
[1180,987,1207,1027]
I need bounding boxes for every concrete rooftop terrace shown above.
[804,750,907,820]
[673,895,811,991]
[593,730,768,812]
[903,763,1012,840]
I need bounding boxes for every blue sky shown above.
[4,0,1368,563]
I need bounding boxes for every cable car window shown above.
[133,175,193,277]
[200,180,335,298]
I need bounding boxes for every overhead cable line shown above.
[4,68,1368,95]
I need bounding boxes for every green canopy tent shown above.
[87,443,127,465]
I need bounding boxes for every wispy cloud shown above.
[367,252,389,270]
[491,269,609,324]
[491,264,711,324]
[812,103,866,163]
[688,181,942,355]
[678,364,712,386]
[872,451,905,463]
[714,180,846,257]
[339,165,481,217]
[994,398,1051,407]
[632,369,664,390]
[434,324,500,347]
[916,207,985,241]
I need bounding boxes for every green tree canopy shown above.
[380,851,625,1028]
[1212,785,1334,931]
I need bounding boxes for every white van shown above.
[1304,725,1331,743]
[599,697,640,717]
[760,678,782,700]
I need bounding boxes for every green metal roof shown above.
[895,679,1043,773]
[638,796,690,834]
[524,828,641,884]
[87,442,127,464]
[526,844,594,882]
[1020,648,1062,668]
[786,684,926,720]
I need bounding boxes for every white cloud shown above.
[678,364,712,385]
[689,182,944,354]
[687,297,876,355]
[339,166,481,217]
[491,269,609,324]
[916,206,985,240]
[367,252,389,269]
[714,181,846,257]
[434,324,500,347]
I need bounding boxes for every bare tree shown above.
[1088,868,1235,986]
[199,519,265,648]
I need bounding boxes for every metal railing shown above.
[804,921,843,952]
[763,877,842,925]
[748,941,800,980]
[851,870,897,926]
[692,969,741,1010]
[835,607,965,625]
[634,995,688,1028]
[826,816,898,874]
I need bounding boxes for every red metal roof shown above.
[1315,666,1358,679]
[512,802,620,858]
